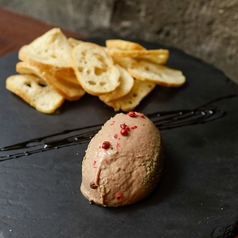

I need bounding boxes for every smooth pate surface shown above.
[80,112,163,207]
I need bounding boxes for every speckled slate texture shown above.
[0,39,237,238]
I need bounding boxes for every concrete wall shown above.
[1,0,238,84]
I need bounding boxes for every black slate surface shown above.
[0,39,237,238]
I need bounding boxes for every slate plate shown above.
[0,39,237,238]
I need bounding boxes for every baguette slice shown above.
[105,39,146,50]
[107,48,169,65]
[17,60,79,87]
[102,79,156,112]
[16,62,85,101]
[51,69,82,87]
[6,74,64,114]
[72,42,120,95]
[128,60,186,87]
[111,56,138,69]
[19,28,73,72]
[68,37,83,47]
[99,64,134,103]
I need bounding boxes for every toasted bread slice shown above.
[16,62,38,76]
[68,37,83,47]
[105,39,146,50]
[102,79,156,111]
[99,64,134,103]
[128,60,186,87]
[51,68,82,87]
[18,28,73,72]
[111,56,138,69]
[72,42,120,95]
[16,62,85,101]
[6,74,64,114]
[107,48,169,65]
[41,71,85,101]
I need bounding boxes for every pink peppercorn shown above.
[120,128,128,136]
[128,111,138,117]
[116,193,122,200]
[102,141,110,149]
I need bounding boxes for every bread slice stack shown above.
[16,61,85,101]
[6,28,186,114]
[99,39,186,111]
[6,28,86,113]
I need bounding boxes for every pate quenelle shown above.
[80,112,163,207]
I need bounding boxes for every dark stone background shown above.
[1,0,237,84]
